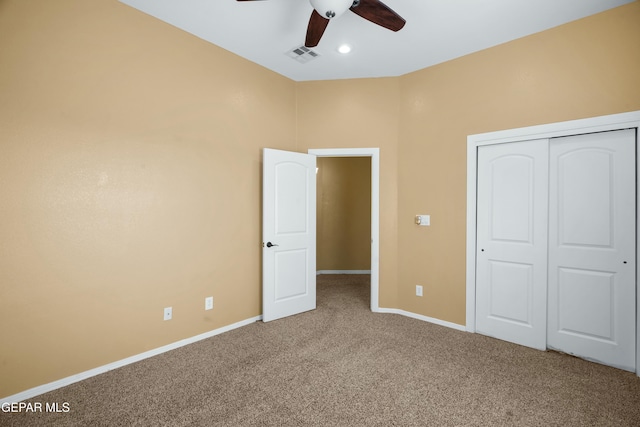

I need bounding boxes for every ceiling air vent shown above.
[286,46,320,64]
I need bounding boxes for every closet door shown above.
[547,129,636,371]
[476,139,549,350]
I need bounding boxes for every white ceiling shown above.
[119,0,633,82]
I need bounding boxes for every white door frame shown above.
[465,111,640,375]
[308,148,381,312]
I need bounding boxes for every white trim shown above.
[308,148,381,312]
[466,138,478,334]
[466,110,640,376]
[316,270,372,275]
[378,308,467,332]
[467,110,640,146]
[637,126,640,378]
[1,316,262,404]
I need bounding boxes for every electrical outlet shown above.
[416,285,423,297]
[205,296,213,311]
[164,307,172,320]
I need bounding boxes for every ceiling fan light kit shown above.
[310,0,353,19]
[237,0,406,48]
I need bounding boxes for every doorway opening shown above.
[309,148,380,312]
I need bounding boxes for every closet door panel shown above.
[476,139,549,350]
[547,129,636,371]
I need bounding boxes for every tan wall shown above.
[296,78,400,308]
[0,0,296,398]
[397,1,640,325]
[317,157,371,271]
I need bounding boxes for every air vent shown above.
[285,46,320,64]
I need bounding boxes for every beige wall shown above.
[2,0,639,399]
[317,157,371,271]
[0,0,296,397]
[296,78,401,308]
[397,1,640,325]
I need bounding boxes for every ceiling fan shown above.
[237,0,406,47]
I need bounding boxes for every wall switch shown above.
[205,297,213,311]
[416,285,423,297]
[416,215,430,226]
[164,307,172,320]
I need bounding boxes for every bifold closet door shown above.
[547,129,636,371]
[476,139,549,350]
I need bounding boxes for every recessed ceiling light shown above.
[338,44,351,54]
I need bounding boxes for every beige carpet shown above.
[3,274,640,426]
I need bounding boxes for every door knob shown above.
[266,242,279,248]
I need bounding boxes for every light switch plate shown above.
[416,215,430,226]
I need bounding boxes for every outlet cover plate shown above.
[416,285,423,297]
[205,297,213,311]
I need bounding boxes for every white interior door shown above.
[547,130,636,371]
[476,139,549,350]
[262,148,316,322]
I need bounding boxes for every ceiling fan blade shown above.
[350,0,405,32]
[305,9,330,47]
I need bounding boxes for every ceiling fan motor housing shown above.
[310,0,353,19]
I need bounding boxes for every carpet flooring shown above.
[3,274,640,426]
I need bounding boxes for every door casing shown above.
[466,110,640,376]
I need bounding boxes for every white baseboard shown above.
[377,308,466,332]
[316,270,372,275]
[1,315,263,404]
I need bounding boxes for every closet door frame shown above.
[465,110,640,376]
